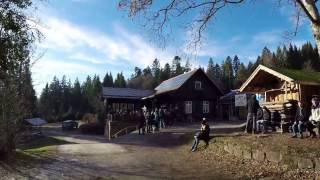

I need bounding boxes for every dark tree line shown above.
[206,42,320,92]
[38,42,320,123]
[127,56,191,89]
[38,56,192,121]
[39,75,105,122]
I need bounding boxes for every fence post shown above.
[109,120,111,141]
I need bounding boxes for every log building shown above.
[239,65,320,110]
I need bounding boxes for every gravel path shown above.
[1,121,245,180]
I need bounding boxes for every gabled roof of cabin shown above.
[102,87,154,99]
[154,68,223,95]
[239,65,320,92]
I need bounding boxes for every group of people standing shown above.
[137,107,166,135]
[245,95,278,134]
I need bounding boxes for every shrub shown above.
[79,122,104,135]
[82,113,97,124]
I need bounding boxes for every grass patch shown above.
[17,136,75,157]
[18,136,75,150]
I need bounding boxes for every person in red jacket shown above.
[191,118,210,152]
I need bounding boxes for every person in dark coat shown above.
[138,110,146,135]
[292,102,308,138]
[245,95,260,133]
[191,118,210,152]
[256,106,271,133]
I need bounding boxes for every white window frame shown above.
[185,101,192,114]
[195,81,202,90]
[203,101,210,114]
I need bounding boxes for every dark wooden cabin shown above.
[144,68,223,121]
[102,87,154,113]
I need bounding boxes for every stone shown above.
[233,146,243,157]
[266,150,282,163]
[314,158,320,171]
[280,155,298,170]
[253,150,265,162]
[298,158,314,169]
[243,149,252,160]
[223,144,232,154]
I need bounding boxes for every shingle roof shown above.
[154,68,223,95]
[102,87,154,99]
[25,118,47,126]
[154,69,198,95]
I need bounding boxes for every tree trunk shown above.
[311,23,320,54]
[297,0,320,55]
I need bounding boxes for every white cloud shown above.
[252,30,282,45]
[32,58,100,95]
[36,17,174,68]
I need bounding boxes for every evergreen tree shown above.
[261,47,275,68]
[160,63,171,81]
[206,58,215,80]
[232,55,240,75]
[184,59,191,72]
[221,56,234,90]
[114,72,127,88]
[171,56,183,76]
[235,63,247,87]
[151,58,161,86]
[134,67,142,77]
[213,63,221,80]
[102,72,114,87]
[143,66,152,76]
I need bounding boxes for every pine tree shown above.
[114,72,127,88]
[134,67,142,78]
[206,58,215,80]
[261,47,275,68]
[221,56,234,90]
[214,63,222,80]
[235,63,247,87]
[232,55,240,76]
[171,56,183,76]
[184,59,191,72]
[160,63,171,81]
[151,58,161,86]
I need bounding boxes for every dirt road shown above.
[1,122,245,180]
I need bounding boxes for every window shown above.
[195,81,202,90]
[203,101,209,114]
[185,101,192,114]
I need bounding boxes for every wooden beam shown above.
[284,82,287,101]
[298,84,302,102]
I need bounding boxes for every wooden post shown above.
[298,84,302,102]
[264,91,267,103]
[108,120,111,141]
[284,81,287,102]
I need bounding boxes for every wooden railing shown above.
[105,120,138,140]
[112,125,138,138]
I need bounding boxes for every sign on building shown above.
[235,94,247,107]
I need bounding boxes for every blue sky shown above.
[31,0,315,95]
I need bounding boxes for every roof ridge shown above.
[155,68,199,90]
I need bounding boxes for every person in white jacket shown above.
[309,97,320,138]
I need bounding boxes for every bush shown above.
[82,113,97,124]
[79,122,104,135]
